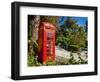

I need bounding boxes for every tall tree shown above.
[56,17,87,51]
[28,15,40,57]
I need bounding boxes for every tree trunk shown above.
[31,16,40,42]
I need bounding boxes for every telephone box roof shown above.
[41,22,55,29]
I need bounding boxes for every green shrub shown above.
[28,54,35,66]
[46,61,56,66]
[68,45,79,52]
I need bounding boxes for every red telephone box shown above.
[38,22,55,64]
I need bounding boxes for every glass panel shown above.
[46,32,53,56]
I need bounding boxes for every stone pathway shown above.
[55,46,88,63]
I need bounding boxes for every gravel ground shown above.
[55,46,88,63]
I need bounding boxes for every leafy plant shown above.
[56,17,87,52]
[28,54,35,66]
[46,61,56,66]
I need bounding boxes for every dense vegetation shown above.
[56,17,87,52]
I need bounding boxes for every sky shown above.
[59,16,88,27]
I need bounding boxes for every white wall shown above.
[0,0,99,81]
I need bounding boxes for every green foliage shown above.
[65,17,77,29]
[68,52,80,64]
[56,17,87,51]
[46,61,56,66]
[28,54,35,66]
[67,52,87,65]
[68,45,79,52]
[40,16,58,26]
[56,34,69,46]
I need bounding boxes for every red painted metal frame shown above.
[38,22,55,64]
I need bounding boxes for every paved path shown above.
[56,46,71,59]
[55,46,88,63]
